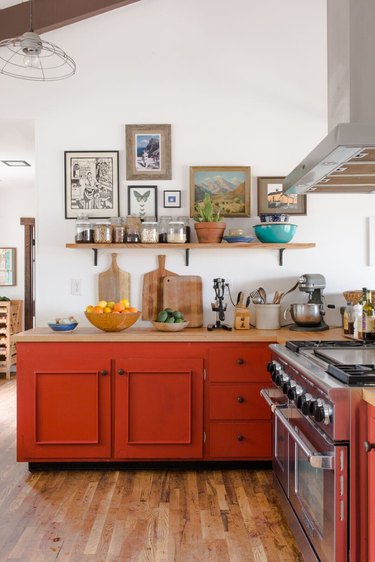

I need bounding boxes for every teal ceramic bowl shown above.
[253,223,297,243]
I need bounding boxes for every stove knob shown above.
[313,399,325,423]
[272,365,282,383]
[267,361,276,374]
[323,403,333,425]
[274,369,285,386]
[287,381,297,399]
[290,384,303,403]
[308,398,318,416]
[282,377,292,394]
[296,392,305,409]
[301,394,313,415]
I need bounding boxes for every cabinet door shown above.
[114,357,203,459]
[368,405,375,562]
[17,344,111,461]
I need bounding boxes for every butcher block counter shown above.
[12,325,346,343]
[14,326,346,467]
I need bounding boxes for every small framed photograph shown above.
[163,190,181,208]
[128,185,158,220]
[257,176,307,215]
[64,151,119,218]
[190,166,251,218]
[0,247,16,286]
[125,124,171,180]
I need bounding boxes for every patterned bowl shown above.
[259,213,289,223]
[152,321,189,332]
[85,311,140,332]
[48,322,78,332]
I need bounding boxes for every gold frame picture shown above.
[257,176,307,215]
[125,124,172,180]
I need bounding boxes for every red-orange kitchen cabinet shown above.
[17,343,112,461]
[114,356,204,459]
[367,403,375,562]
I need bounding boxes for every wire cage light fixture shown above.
[0,0,76,81]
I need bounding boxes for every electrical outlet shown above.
[71,279,82,296]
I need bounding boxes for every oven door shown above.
[275,407,348,562]
[260,388,289,495]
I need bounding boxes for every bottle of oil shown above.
[343,302,354,335]
[362,290,374,341]
[357,287,367,339]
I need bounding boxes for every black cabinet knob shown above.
[236,358,245,365]
[364,440,375,453]
[99,369,108,376]
[118,369,125,375]
[236,434,244,441]
[237,395,245,403]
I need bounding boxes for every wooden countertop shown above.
[12,326,346,343]
[362,389,375,407]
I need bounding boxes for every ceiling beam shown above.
[0,0,141,41]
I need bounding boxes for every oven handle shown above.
[260,388,286,413]
[275,408,334,470]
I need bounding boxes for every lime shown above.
[166,316,175,323]
[173,310,184,320]
[157,310,168,322]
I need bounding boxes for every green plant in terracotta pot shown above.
[193,193,226,243]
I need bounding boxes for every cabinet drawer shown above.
[208,421,272,459]
[208,345,271,382]
[209,383,271,420]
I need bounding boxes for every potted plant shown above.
[193,193,226,243]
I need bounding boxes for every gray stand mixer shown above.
[287,273,331,331]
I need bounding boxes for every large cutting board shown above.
[142,255,178,320]
[98,253,130,303]
[163,275,203,327]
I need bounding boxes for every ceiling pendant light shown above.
[0,0,76,81]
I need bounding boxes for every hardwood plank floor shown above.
[0,377,303,562]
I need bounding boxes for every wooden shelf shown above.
[0,300,22,379]
[66,242,316,266]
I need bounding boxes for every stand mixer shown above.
[288,273,330,331]
[207,278,232,331]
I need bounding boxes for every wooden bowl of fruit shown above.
[152,309,189,331]
[85,300,140,332]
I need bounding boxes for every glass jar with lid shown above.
[111,218,125,243]
[94,221,113,244]
[75,213,94,243]
[167,221,186,243]
[177,216,191,243]
[125,216,141,243]
[158,215,172,243]
[141,221,158,243]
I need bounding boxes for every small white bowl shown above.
[152,321,189,332]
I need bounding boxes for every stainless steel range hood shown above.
[283,0,375,195]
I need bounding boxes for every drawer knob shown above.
[99,369,108,376]
[236,358,245,365]
[237,395,245,403]
[364,440,375,453]
[237,434,244,441]
[118,369,125,375]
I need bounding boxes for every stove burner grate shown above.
[285,340,368,353]
[327,363,375,386]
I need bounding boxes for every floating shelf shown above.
[66,242,316,266]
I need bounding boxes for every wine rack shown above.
[0,300,22,379]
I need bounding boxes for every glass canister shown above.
[177,216,191,243]
[75,213,94,243]
[158,215,172,243]
[167,221,186,243]
[94,221,113,243]
[112,218,125,243]
[141,221,158,243]
[125,216,141,243]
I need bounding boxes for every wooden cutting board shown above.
[142,255,178,320]
[98,253,130,303]
[163,275,203,327]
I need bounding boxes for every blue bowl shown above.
[253,223,297,243]
[48,322,78,332]
[222,235,255,243]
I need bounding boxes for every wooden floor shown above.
[0,377,304,562]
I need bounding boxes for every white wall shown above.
[1,0,372,329]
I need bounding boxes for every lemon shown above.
[98,300,107,309]
[85,305,93,313]
[107,301,115,309]
[103,307,112,313]
[120,298,130,308]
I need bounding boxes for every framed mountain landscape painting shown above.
[190,166,251,218]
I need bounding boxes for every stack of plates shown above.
[222,235,255,243]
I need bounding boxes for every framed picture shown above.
[190,166,251,218]
[64,151,119,219]
[0,247,16,286]
[257,176,307,215]
[125,124,171,180]
[163,190,181,208]
[128,185,158,220]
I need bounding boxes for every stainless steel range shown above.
[261,340,372,562]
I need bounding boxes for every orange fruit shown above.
[113,302,125,312]
[92,306,104,314]
[125,307,138,313]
